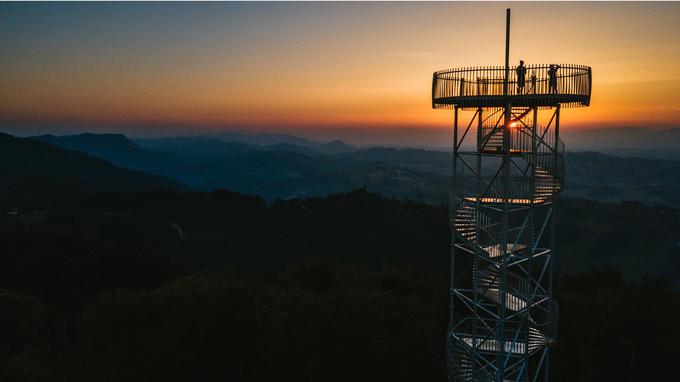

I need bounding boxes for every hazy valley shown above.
[24,129,680,208]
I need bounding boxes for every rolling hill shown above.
[0,132,185,208]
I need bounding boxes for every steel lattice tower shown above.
[431,9,591,382]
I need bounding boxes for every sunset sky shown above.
[1,2,679,142]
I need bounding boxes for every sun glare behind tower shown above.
[432,9,591,381]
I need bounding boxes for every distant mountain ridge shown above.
[135,136,258,157]
[34,132,144,156]
[0,132,185,208]
[32,133,159,171]
[213,131,357,154]
[24,131,680,207]
[563,127,680,159]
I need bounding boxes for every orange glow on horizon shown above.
[1,2,679,133]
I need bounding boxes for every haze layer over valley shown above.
[18,128,680,208]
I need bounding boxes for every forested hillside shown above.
[0,133,184,208]
[1,190,678,381]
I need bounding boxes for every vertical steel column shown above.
[525,106,539,376]
[448,107,459,382]
[498,8,512,381]
[450,106,458,331]
[543,104,560,382]
[474,107,484,368]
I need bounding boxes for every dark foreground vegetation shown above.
[1,189,679,381]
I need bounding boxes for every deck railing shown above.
[432,64,591,108]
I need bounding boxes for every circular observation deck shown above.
[432,64,591,109]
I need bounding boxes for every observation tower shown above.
[432,9,591,382]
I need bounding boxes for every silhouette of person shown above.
[516,60,526,94]
[531,74,537,94]
[548,64,559,94]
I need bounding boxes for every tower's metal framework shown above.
[431,10,591,382]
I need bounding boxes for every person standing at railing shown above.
[516,60,526,94]
[477,76,487,96]
[548,64,560,94]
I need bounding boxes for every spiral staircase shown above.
[448,108,563,381]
